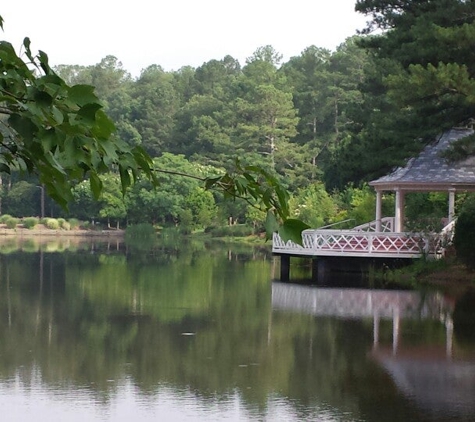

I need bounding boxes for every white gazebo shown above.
[370,127,475,232]
[273,127,475,269]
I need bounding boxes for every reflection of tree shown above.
[0,245,462,421]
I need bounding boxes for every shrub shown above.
[62,221,71,231]
[23,217,39,229]
[45,218,60,230]
[125,223,156,238]
[0,214,13,224]
[57,218,66,228]
[204,225,217,234]
[209,224,255,238]
[68,218,80,229]
[5,216,19,229]
[453,198,475,269]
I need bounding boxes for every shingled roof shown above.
[369,128,475,191]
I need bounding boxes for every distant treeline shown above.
[2,0,474,229]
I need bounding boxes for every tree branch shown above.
[153,168,206,182]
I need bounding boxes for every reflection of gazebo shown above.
[370,127,475,232]
[372,347,475,420]
[273,128,475,279]
[272,282,475,419]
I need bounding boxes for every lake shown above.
[0,237,474,421]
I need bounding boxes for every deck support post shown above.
[448,189,456,223]
[316,258,329,283]
[311,259,320,282]
[311,258,328,283]
[280,255,290,281]
[375,191,382,232]
[312,257,329,284]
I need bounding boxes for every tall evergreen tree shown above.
[356,0,475,139]
[234,49,299,175]
[127,65,180,156]
[326,0,475,189]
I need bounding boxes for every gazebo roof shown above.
[369,128,475,191]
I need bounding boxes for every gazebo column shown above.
[375,190,383,232]
[448,188,456,223]
[394,189,405,232]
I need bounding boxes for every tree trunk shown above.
[334,98,339,139]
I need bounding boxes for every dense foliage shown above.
[453,198,475,269]
[2,1,475,234]
[0,18,297,239]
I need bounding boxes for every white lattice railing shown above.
[433,219,456,254]
[273,229,434,258]
[352,217,394,233]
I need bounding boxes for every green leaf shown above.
[8,114,38,142]
[23,37,33,62]
[98,139,118,160]
[204,176,222,190]
[37,50,50,74]
[265,211,279,240]
[92,109,115,138]
[33,88,53,107]
[77,103,102,123]
[51,106,64,125]
[90,172,103,199]
[278,219,310,246]
[119,165,132,194]
[68,85,99,106]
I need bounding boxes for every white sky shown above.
[1,0,367,77]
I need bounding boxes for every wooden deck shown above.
[273,218,447,259]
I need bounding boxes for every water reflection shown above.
[273,282,475,421]
[0,242,473,421]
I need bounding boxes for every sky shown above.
[1,0,368,77]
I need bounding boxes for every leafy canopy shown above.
[0,16,304,241]
[0,26,156,207]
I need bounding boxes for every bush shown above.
[23,217,39,229]
[68,218,80,229]
[45,218,60,230]
[5,216,19,229]
[453,198,475,269]
[57,218,66,228]
[0,214,13,224]
[62,221,71,231]
[209,224,255,238]
[204,225,217,234]
[125,223,156,238]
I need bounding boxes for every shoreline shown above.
[0,228,125,237]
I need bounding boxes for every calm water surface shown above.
[0,237,474,421]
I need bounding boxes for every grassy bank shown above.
[371,257,475,294]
